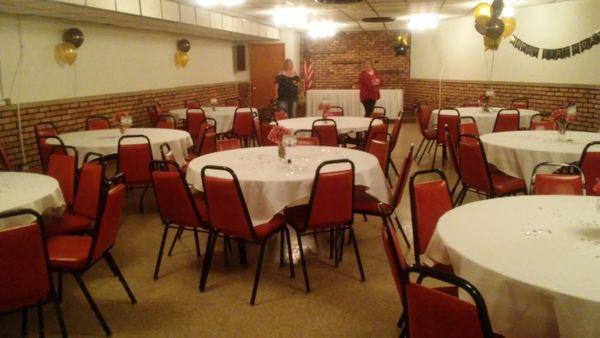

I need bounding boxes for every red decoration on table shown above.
[267,125,291,145]
[112,111,129,124]
[551,108,576,124]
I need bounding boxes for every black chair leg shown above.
[237,239,247,267]
[193,227,201,258]
[53,300,68,338]
[199,230,218,291]
[414,138,425,160]
[104,253,137,304]
[167,226,183,256]
[223,236,229,267]
[362,213,367,221]
[279,228,285,267]
[391,215,411,249]
[57,273,63,303]
[21,308,28,336]
[250,241,267,305]
[349,227,366,281]
[390,160,399,176]
[37,303,44,338]
[295,231,311,292]
[329,228,334,259]
[417,140,430,165]
[153,225,170,280]
[450,179,460,198]
[337,228,345,263]
[455,185,468,206]
[431,142,438,169]
[284,226,295,278]
[74,275,112,336]
[139,185,149,214]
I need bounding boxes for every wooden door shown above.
[249,43,285,108]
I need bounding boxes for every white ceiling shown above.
[176,0,574,31]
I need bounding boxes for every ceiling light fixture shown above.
[362,17,395,23]
[307,21,337,39]
[272,7,309,28]
[407,13,439,30]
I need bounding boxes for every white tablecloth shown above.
[51,128,193,166]
[305,89,403,117]
[0,172,65,228]
[426,195,600,338]
[430,107,538,135]
[481,130,599,188]
[170,107,257,134]
[186,146,389,225]
[276,116,380,134]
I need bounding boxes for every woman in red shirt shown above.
[358,59,381,117]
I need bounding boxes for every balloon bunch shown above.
[175,39,190,68]
[394,33,410,56]
[56,28,84,66]
[472,0,516,51]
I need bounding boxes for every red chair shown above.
[0,140,12,171]
[444,126,462,199]
[531,162,584,195]
[199,166,292,305]
[366,133,392,185]
[37,136,66,171]
[455,135,527,204]
[372,106,386,118]
[47,177,136,336]
[186,108,207,140]
[459,116,480,136]
[362,117,389,151]
[273,108,289,122]
[0,209,68,337]
[355,145,414,248]
[255,117,277,147]
[404,265,500,338]
[35,122,59,170]
[284,160,364,292]
[46,153,106,237]
[231,108,257,147]
[414,103,437,165]
[580,141,600,196]
[85,115,111,130]
[150,161,210,279]
[493,109,520,132]
[296,137,319,146]
[216,138,242,151]
[512,97,529,109]
[225,97,241,106]
[431,108,460,169]
[198,130,217,156]
[323,105,344,118]
[311,119,340,147]
[147,105,160,127]
[409,169,454,274]
[46,145,78,207]
[185,99,200,109]
[156,114,176,129]
[529,114,555,130]
[118,135,153,213]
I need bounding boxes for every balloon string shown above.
[489,51,495,88]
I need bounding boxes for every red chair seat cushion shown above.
[424,129,437,139]
[353,188,391,215]
[491,172,526,196]
[45,213,92,237]
[47,235,93,270]
[253,214,286,240]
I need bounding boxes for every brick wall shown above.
[404,79,599,132]
[0,81,251,169]
[301,31,410,89]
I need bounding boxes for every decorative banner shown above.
[510,31,599,60]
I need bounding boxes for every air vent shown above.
[315,0,363,4]
[362,17,395,23]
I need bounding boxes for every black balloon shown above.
[491,0,504,18]
[177,39,191,53]
[486,17,505,39]
[63,28,84,48]
[394,42,408,56]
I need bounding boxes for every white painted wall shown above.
[410,0,600,85]
[0,13,249,104]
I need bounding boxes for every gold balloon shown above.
[474,15,491,35]
[502,17,517,37]
[484,36,502,51]
[472,2,492,17]
[397,33,409,45]
[55,42,77,65]
[175,51,189,68]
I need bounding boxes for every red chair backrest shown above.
[390,115,403,150]
[156,116,175,129]
[151,164,202,228]
[38,135,63,170]
[232,111,255,138]
[91,183,126,262]
[147,106,159,127]
[390,146,414,210]
[580,142,599,196]
[381,220,408,302]
[493,109,520,132]
[410,171,453,256]
[323,110,343,118]
[0,140,12,171]
[118,136,153,184]
[274,111,289,121]
[202,168,255,240]
[72,161,104,220]
[406,282,486,338]
[185,100,200,109]
[255,119,276,146]
[364,119,389,150]
[436,109,460,143]
[305,160,354,231]
[187,110,207,140]
[46,149,78,205]
[296,137,319,146]
[533,174,583,195]
[200,131,217,155]
[372,106,386,119]
[459,117,480,137]
[217,138,242,152]
[445,127,460,176]
[312,120,339,147]
[417,104,433,133]
[0,214,51,313]
[367,138,390,173]
[86,117,110,130]
[458,136,493,194]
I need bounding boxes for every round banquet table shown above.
[425,195,600,338]
[50,128,193,166]
[170,107,257,134]
[276,116,380,135]
[430,107,538,134]
[186,146,390,225]
[481,130,599,188]
[0,172,65,228]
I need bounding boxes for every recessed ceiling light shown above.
[407,13,438,30]
[272,7,309,28]
[362,17,395,23]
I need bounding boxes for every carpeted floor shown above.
[0,121,481,337]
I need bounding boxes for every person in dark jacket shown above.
[274,59,301,118]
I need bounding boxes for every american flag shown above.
[302,58,314,91]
